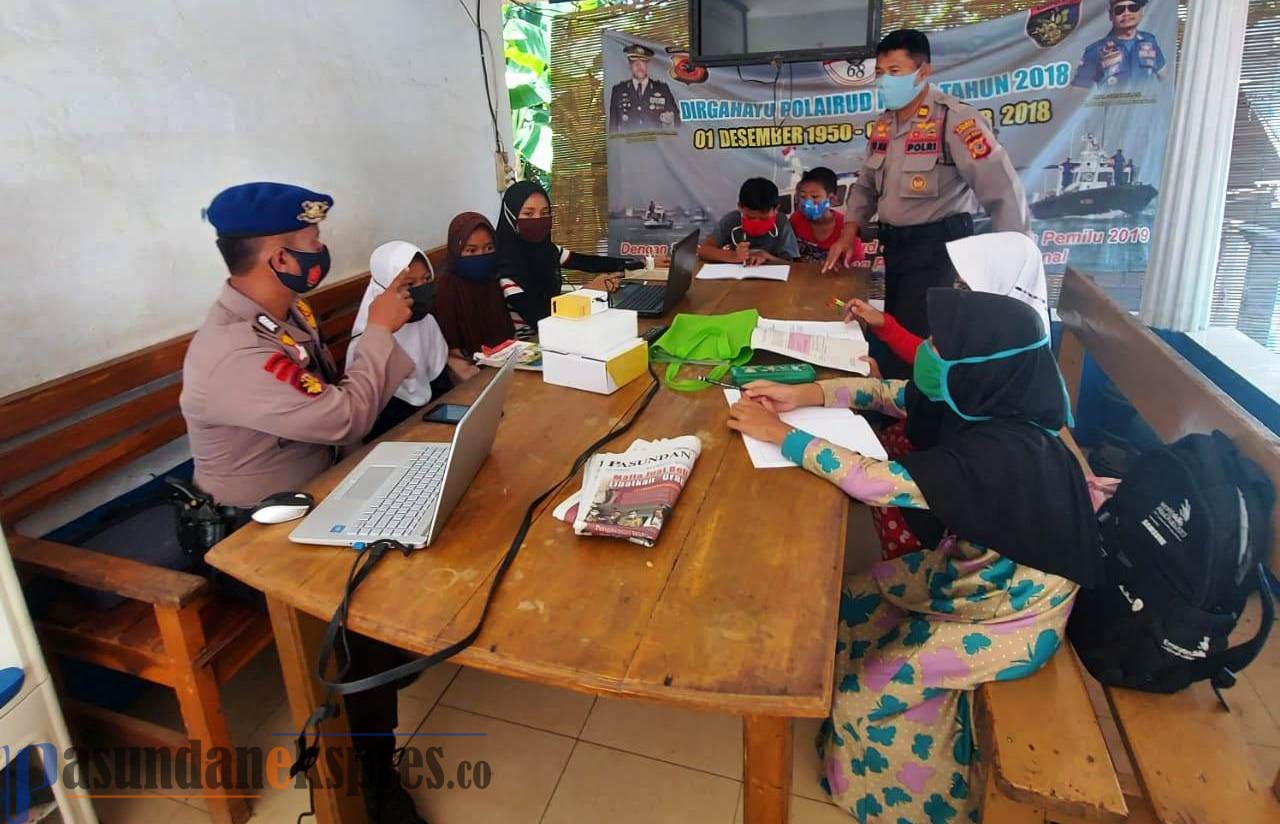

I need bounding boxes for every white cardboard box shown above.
[542,338,648,395]
[538,307,638,357]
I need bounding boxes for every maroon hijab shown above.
[435,212,515,357]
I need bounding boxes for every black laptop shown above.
[610,229,698,317]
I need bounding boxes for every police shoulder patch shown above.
[967,137,992,160]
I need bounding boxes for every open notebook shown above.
[724,389,887,469]
[696,263,790,281]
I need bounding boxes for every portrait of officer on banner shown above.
[1071,0,1168,91]
[608,43,682,134]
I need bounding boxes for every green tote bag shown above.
[649,309,758,390]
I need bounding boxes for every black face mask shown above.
[407,282,436,323]
[271,246,331,294]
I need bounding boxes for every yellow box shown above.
[551,293,593,319]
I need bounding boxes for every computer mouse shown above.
[251,491,316,524]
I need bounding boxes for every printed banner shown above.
[604,0,1177,302]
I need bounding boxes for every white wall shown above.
[0,0,512,397]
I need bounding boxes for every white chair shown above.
[0,531,98,823]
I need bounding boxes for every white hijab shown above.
[348,241,449,406]
[945,232,1052,335]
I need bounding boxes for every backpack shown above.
[1068,430,1276,694]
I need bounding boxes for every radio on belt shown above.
[538,299,647,395]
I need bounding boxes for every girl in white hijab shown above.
[845,231,1051,366]
[348,241,478,439]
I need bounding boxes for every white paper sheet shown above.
[724,389,887,469]
[695,263,791,281]
[750,317,870,374]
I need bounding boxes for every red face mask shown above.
[740,215,776,236]
[517,215,552,243]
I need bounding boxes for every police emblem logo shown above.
[668,51,709,85]
[873,120,891,139]
[910,175,928,192]
[915,105,930,120]
[1026,0,1082,48]
[297,200,330,224]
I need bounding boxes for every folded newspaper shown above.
[552,436,702,547]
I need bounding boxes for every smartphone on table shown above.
[422,403,470,425]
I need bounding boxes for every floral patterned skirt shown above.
[818,540,1076,823]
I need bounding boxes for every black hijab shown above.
[897,289,1102,587]
[495,180,562,312]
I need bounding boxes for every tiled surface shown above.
[90,518,1278,824]
[579,696,743,779]
[401,706,574,824]
[439,667,595,737]
[543,742,739,824]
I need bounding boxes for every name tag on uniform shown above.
[869,139,889,154]
[905,139,940,155]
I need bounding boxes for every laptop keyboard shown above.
[613,283,665,314]
[348,446,449,537]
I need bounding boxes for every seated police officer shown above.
[180,182,428,823]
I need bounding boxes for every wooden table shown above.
[207,262,869,824]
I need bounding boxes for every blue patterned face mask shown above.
[800,198,831,221]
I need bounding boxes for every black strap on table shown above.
[290,364,664,788]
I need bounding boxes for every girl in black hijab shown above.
[729,289,1098,824]
[495,180,644,335]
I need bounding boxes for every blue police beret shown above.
[204,182,334,238]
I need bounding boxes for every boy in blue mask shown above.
[822,29,1028,380]
[789,166,860,263]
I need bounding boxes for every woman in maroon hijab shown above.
[434,212,517,359]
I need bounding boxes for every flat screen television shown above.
[690,0,881,67]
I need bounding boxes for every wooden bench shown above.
[975,267,1280,822]
[0,246,443,824]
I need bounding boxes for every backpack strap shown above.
[1191,563,1275,690]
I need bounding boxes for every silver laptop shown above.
[290,358,517,548]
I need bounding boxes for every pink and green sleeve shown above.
[819,378,910,418]
[778,377,925,508]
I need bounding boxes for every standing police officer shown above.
[824,29,1028,378]
[181,182,429,824]
[608,43,681,133]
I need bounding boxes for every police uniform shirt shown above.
[844,85,1029,234]
[711,210,800,260]
[180,282,414,507]
[1072,31,1166,89]
[608,77,681,132]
